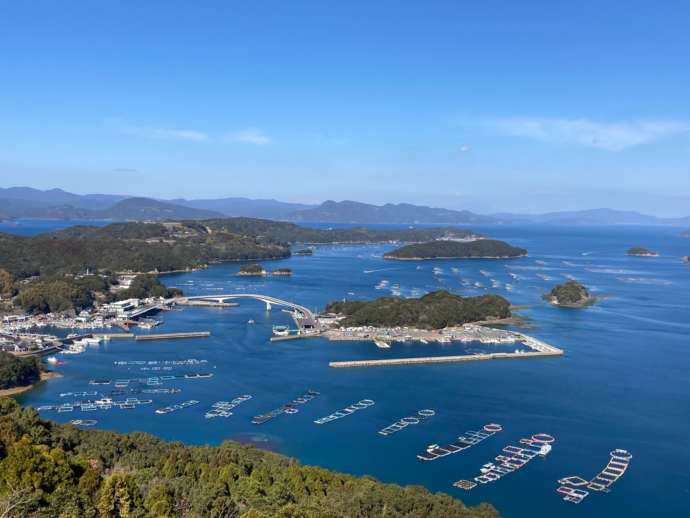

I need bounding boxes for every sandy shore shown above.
[0,370,63,397]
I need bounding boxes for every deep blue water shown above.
[13,222,690,517]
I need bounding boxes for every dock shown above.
[329,349,563,369]
[134,332,211,341]
[93,333,135,340]
[270,333,321,342]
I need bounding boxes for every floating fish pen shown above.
[205,394,253,418]
[452,480,477,491]
[417,423,502,461]
[252,390,320,425]
[141,387,182,395]
[556,449,632,504]
[39,397,154,413]
[314,399,375,425]
[69,419,97,427]
[88,372,213,387]
[455,433,554,488]
[60,391,97,398]
[378,409,435,436]
[113,359,208,366]
[155,400,200,415]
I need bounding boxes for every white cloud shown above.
[459,116,690,151]
[459,144,471,153]
[227,128,271,145]
[107,119,208,142]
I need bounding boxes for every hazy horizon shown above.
[1,2,689,216]
[2,183,690,218]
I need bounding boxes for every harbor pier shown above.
[329,349,563,368]
[134,332,211,341]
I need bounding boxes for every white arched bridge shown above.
[177,293,317,330]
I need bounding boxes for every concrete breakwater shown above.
[329,349,563,368]
[134,332,211,341]
[325,326,563,368]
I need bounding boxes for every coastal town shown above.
[1,295,173,355]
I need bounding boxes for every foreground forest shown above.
[0,399,496,518]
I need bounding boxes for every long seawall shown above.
[329,349,563,368]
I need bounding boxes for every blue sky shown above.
[1,1,689,215]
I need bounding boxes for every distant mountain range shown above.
[1,187,689,226]
[290,200,495,224]
[491,208,690,226]
[170,197,313,220]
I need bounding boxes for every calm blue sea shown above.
[11,222,690,517]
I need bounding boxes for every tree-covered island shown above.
[384,239,527,260]
[0,398,496,517]
[626,247,658,257]
[545,280,597,308]
[238,263,268,276]
[325,290,511,329]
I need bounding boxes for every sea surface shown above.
[12,222,690,517]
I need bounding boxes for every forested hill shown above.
[384,239,527,260]
[200,218,479,244]
[0,398,497,518]
[0,223,288,277]
[326,290,511,329]
[0,219,479,277]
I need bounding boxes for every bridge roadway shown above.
[176,294,317,329]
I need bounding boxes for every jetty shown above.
[329,330,562,368]
[134,332,210,341]
[330,349,561,368]
[93,333,135,340]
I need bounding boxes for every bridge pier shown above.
[265,301,272,311]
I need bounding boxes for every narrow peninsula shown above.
[384,239,527,260]
[545,280,597,308]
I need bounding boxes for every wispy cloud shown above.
[106,119,274,145]
[226,128,272,145]
[106,118,208,142]
[458,116,690,151]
